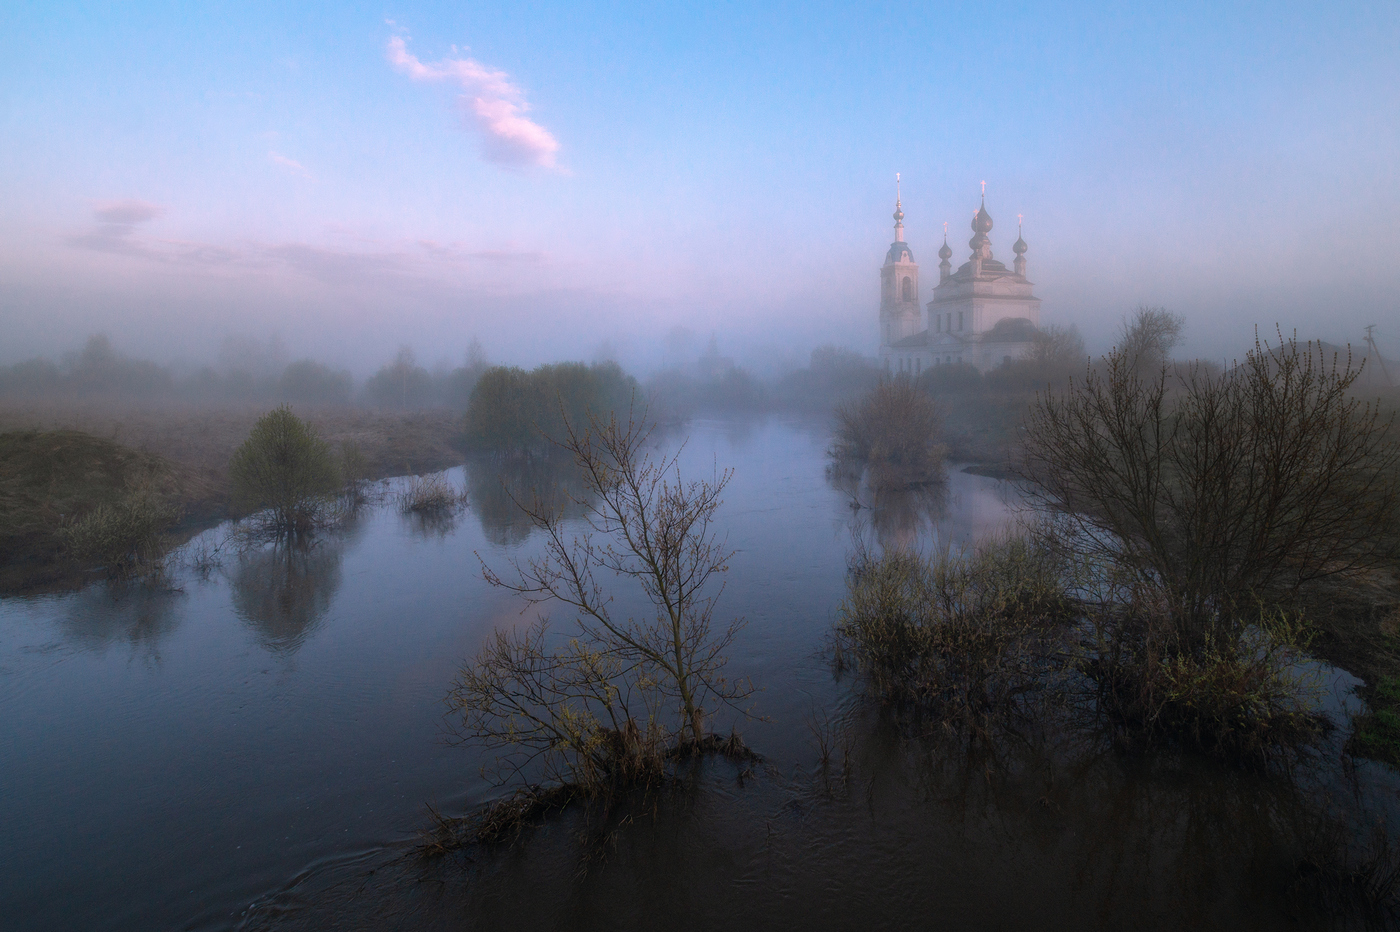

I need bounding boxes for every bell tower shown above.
[879,174,921,348]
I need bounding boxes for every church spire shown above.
[939,221,952,283]
[893,172,905,242]
[1013,213,1028,277]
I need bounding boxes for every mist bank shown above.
[2,317,1394,422]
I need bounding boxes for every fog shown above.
[2,3,1398,378]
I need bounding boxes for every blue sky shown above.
[2,0,1397,372]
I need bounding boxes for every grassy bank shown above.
[0,403,466,592]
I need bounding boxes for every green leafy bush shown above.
[229,406,341,535]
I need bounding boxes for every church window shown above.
[915,358,921,374]
[936,315,941,333]
[958,312,964,331]
[901,277,912,301]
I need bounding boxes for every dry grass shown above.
[61,492,180,579]
[0,401,462,491]
[834,532,1074,735]
[0,429,207,590]
[0,401,463,591]
[396,472,466,515]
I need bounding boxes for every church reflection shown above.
[829,459,949,551]
[230,538,345,654]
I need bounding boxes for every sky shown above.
[1,0,1398,374]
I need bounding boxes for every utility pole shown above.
[1365,325,1394,387]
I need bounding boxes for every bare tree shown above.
[1024,330,1400,644]
[455,404,751,795]
[832,378,946,490]
[1119,305,1184,373]
[1027,323,1087,372]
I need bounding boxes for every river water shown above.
[1,416,1396,930]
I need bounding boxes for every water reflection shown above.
[230,540,345,654]
[828,461,949,551]
[241,717,1392,932]
[54,582,184,653]
[466,455,597,547]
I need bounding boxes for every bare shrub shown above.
[1118,305,1184,373]
[62,492,179,578]
[1025,331,1400,643]
[339,440,368,504]
[832,378,945,489]
[834,531,1073,733]
[445,405,754,842]
[1022,329,1397,760]
[396,472,465,515]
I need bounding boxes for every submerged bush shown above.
[396,472,464,515]
[62,493,179,578]
[832,378,946,489]
[1350,675,1400,767]
[836,526,1327,763]
[443,408,753,846]
[835,533,1072,731]
[1084,605,1324,762]
[229,406,342,537]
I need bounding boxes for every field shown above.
[0,402,463,592]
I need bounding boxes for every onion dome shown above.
[972,200,993,234]
[1013,235,1027,256]
[939,238,952,261]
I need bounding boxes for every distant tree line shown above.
[463,361,639,458]
[0,335,492,409]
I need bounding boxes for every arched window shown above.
[957,312,964,331]
[901,277,913,301]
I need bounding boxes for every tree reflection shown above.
[230,539,344,654]
[829,461,949,551]
[55,581,184,654]
[819,700,1392,929]
[465,455,597,547]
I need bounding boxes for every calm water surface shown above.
[2,417,1396,931]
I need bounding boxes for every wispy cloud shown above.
[68,200,167,254]
[67,206,545,283]
[386,33,561,170]
[93,200,164,224]
[268,151,313,179]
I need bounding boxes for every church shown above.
[879,182,1041,374]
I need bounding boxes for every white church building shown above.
[879,183,1041,374]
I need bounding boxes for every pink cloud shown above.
[268,152,312,178]
[93,200,164,224]
[386,34,560,170]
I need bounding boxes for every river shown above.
[1,416,1395,930]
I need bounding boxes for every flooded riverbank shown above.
[2,417,1396,931]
